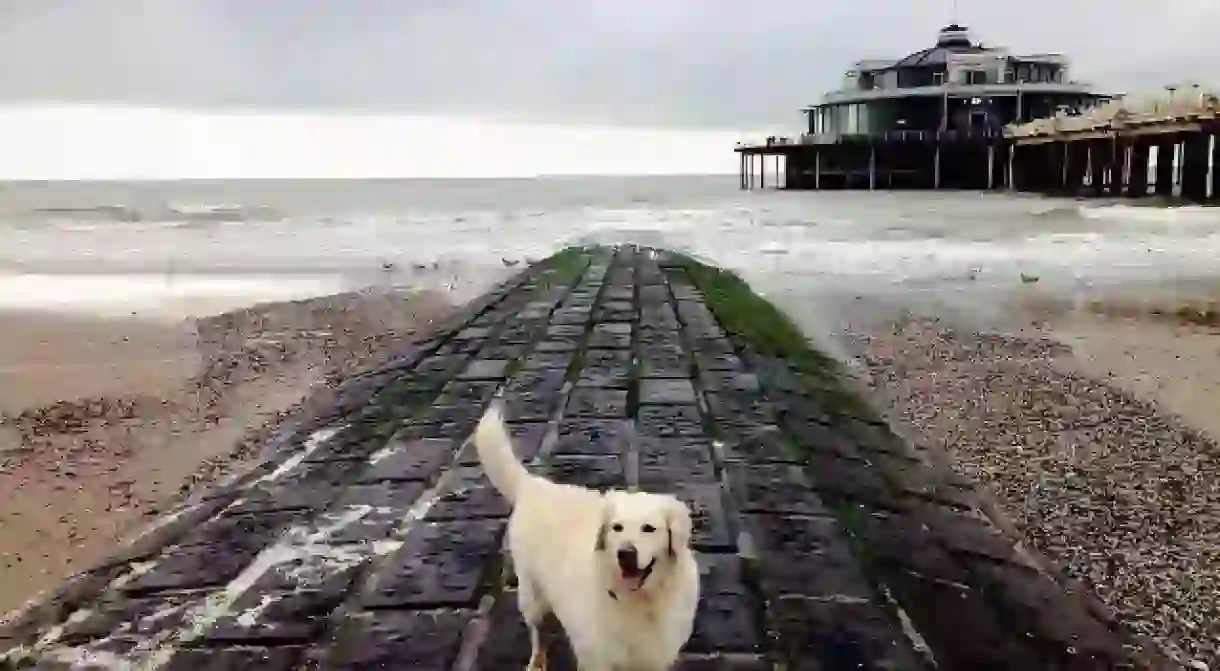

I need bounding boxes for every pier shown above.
[736,24,1110,193]
[1008,89,1220,200]
[2,246,1155,669]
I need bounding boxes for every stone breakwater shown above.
[2,246,1154,670]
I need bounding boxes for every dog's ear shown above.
[595,519,608,551]
[664,497,693,557]
[594,495,616,552]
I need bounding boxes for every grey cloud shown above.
[1,0,1218,128]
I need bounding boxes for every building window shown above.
[933,71,946,85]
[966,70,987,85]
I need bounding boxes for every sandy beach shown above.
[849,290,1220,667]
[0,289,453,616]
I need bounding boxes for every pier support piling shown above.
[1088,139,1111,197]
[1127,142,1150,197]
[1212,134,1220,200]
[1109,139,1127,197]
[1181,132,1210,202]
[1155,138,1177,197]
[1065,141,1087,194]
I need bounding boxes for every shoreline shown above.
[0,288,455,616]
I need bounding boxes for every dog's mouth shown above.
[617,558,656,589]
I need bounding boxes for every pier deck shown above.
[2,246,1149,670]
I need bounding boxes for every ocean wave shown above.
[27,203,285,228]
[1079,204,1220,225]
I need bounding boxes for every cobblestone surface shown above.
[1,246,1151,670]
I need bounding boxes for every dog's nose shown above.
[616,547,638,572]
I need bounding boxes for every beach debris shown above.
[501,257,519,267]
[1020,272,1040,284]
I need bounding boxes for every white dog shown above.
[473,399,700,670]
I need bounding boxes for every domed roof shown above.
[890,25,984,68]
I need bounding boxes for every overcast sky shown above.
[3,0,1219,128]
[0,1,1218,178]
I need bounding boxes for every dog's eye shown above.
[641,524,656,533]
[611,523,623,532]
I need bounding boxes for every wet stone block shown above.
[704,393,776,438]
[694,352,744,372]
[565,388,628,418]
[551,308,591,326]
[782,418,865,462]
[544,455,624,490]
[414,403,482,430]
[641,309,681,330]
[458,359,510,381]
[502,392,558,424]
[58,594,195,645]
[725,464,825,515]
[858,511,974,585]
[204,552,364,643]
[689,337,735,357]
[698,370,758,393]
[770,597,924,671]
[480,343,530,360]
[743,514,872,599]
[639,481,733,552]
[638,439,716,484]
[304,426,393,463]
[506,367,567,395]
[174,510,304,554]
[555,418,633,456]
[687,554,759,654]
[637,344,691,378]
[720,429,801,465]
[521,351,575,370]
[357,437,454,484]
[428,467,512,519]
[535,339,578,353]
[575,368,630,390]
[604,284,635,299]
[458,326,494,340]
[670,284,704,301]
[639,378,697,405]
[971,561,1126,662]
[121,544,260,595]
[802,453,897,507]
[638,404,705,438]
[546,323,586,341]
[637,327,683,348]
[474,590,533,669]
[225,481,339,517]
[436,381,499,406]
[885,570,1041,669]
[639,287,674,305]
[162,646,305,671]
[589,322,633,348]
[319,481,429,544]
[361,519,504,608]
[911,504,1025,565]
[317,609,474,671]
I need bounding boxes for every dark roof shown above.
[888,24,986,69]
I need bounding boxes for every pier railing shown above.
[1007,86,1220,140]
[736,128,1005,150]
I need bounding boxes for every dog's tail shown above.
[472,397,530,504]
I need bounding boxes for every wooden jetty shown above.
[0,245,1162,669]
